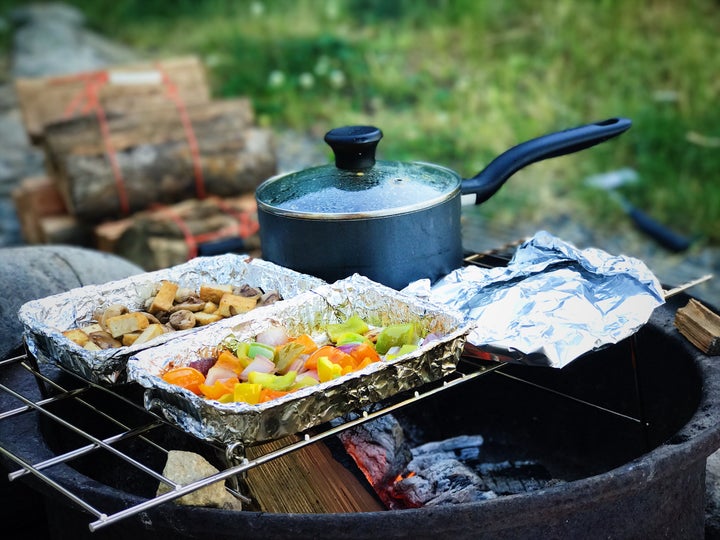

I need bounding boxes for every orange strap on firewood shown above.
[152,198,259,260]
[59,70,131,215]
[211,196,260,238]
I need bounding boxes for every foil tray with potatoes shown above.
[18,254,326,385]
[127,274,471,447]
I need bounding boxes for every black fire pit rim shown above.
[2,294,719,537]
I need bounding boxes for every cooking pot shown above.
[256,117,631,289]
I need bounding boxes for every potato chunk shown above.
[149,280,180,314]
[194,312,223,326]
[63,329,90,347]
[199,284,234,305]
[106,312,149,338]
[133,323,166,345]
[217,293,258,317]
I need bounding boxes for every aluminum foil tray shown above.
[127,274,470,447]
[18,254,326,385]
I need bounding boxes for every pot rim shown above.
[255,161,461,220]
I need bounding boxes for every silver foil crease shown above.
[19,254,326,385]
[127,274,471,447]
[413,230,665,368]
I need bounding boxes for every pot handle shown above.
[461,117,632,204]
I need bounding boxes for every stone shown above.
[0,245,143,359]
[9,2,137,78]
[156,450,242,510]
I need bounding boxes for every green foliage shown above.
[3,0,718,242]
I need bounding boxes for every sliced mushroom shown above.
[88,331,123,349]
[153,310,170,324]
[258,291,282,306]
[234,284,263,298]
[168,299,207,313]
[174,287,197,304]
[168,309,197,331]
[99,304,129,330]
[140,312,162,325]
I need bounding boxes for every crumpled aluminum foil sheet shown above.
[405,230,666,368]
[127,274,471,447]
[18,254,326,385]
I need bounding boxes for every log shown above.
[43,98,255,156]
[11,175,68,243]
[107,195,262,270]
[675,298,720,355]
[93,216,133,253]
[38,214,94,246]
[15,56,210,143]
[43,100,276,221]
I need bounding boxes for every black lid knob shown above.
[324,126,383,170]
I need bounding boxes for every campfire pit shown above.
[1,290,719,539]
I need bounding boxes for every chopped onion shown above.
[256,325,290,347]
[336,343,360,354]
[287,356,308,374]
[188,357,215,376]
[422,333,441,345]
[240,355,275,380]
[385,346,401,357]
[204,365,237,386]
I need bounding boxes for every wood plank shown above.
[675,298,720,355]
[244,435,384,514]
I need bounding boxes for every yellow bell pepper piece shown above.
[317,356,342,382]
[233,382,262,404]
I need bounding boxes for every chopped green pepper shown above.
[335,332,372,346]
[222,338,251,365]
[327,315,369,343]
[375,323,420,354]
[247,342,276,360]
[274,342,306,374]
[385,343,419,360]
[290,376,319,391]
[248,370,297,391]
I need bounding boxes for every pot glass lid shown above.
[255,126,460,217]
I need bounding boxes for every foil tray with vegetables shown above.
[127,274,471,446]
[18,254,326,385]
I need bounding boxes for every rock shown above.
[0,108,44,190]
[156,450,242,510]
[0,245,143,359]
[9,2,137,78]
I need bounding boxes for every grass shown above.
[2,0,719,243]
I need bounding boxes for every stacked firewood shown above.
[11,56,275,269]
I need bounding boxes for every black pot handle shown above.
[461,117,632,204]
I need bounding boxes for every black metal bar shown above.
[629,332,652,450]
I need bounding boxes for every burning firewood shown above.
[336,414,413,500]
[338,415,560,510]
